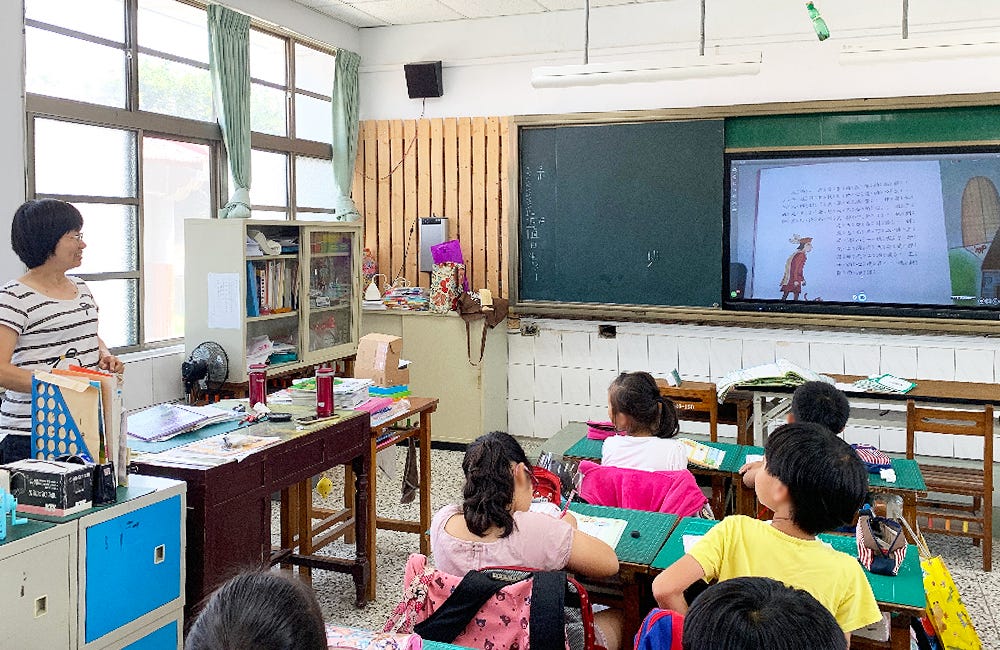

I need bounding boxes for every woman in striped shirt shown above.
[0,199,123,441]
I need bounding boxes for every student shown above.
[602,371,687,471]
[651,422,880,644]
[185,570,327,650]
[430,431,622,650]
[740,380,850,488]
[682,577,847,650]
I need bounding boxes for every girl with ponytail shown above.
[602,371,688,472]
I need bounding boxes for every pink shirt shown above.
[429,504,575,576]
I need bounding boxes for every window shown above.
[24,0,339,352]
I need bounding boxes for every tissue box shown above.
[2,459,93,516]
[354,333,410,387]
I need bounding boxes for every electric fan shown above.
[181,341,229,402]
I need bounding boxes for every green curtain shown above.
[208,4,251,218]
[330,49,361,221]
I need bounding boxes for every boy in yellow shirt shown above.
[651,422,881,645]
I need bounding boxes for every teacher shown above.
[0,199,123,441]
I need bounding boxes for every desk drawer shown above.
[0,535,74,649]
[84,495,182,643]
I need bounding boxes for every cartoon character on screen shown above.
[780,235,812,300]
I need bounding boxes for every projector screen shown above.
[725,148,1000,320]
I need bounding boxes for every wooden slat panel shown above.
[485,116,501,296]
[499,117,511,296]
[362,122,377,258]
[457,117,473,288]
[403,119,419,286]
[471,117,487,292]
[390,120,405,283]
[443,118,459,246]
[417,119,432,288]
[376,120,391,286]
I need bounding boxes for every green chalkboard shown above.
[518,120,725,307]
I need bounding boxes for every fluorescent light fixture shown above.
[530,52,762,88]
[840,39,1000,65]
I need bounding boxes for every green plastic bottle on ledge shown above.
[806,2,830,41]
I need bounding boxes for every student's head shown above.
[607,371,679,439]
[789,381,850,434]
[11,199,85,269]
[758,422,868,535]
[682,577,846,650]
[185,570,326,650]
[462,431,532,537]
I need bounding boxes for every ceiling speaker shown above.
[404,61,443,99]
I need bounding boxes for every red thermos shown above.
[316,367,334,417]
[248,363,267,406]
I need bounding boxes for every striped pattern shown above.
[0,277,101,435]
[851,443,893,472]
[856,513,908,576]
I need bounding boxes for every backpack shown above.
[850,443,893,472]
[385,553,604,650]
[633,608,684,650]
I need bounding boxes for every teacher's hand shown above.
[99,353,124,374]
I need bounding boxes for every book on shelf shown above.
[126,403,240,443]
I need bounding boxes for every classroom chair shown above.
[656,379,719,441]
[905,400,993,571]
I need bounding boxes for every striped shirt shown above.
[0,277,101,436]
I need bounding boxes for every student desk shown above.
[305,397,438,601]
[132,407,371,613]
[557,422,755,517]
[568,502,679,644]
[652,517,926,650]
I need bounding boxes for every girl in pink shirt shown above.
[430,431,623,650]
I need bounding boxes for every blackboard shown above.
[518,119,724,308]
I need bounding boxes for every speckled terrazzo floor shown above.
[269,439,1000,649]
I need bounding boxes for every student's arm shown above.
[566,528,619,578]
[651,554,706,614]
[739,460,762,488]
[0,326,33,394]
[844,632,852,646]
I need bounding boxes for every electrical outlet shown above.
[521,323,539,336]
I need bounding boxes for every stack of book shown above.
[717,359,832,401]
[383,286,428,311]
[286,376,373,409]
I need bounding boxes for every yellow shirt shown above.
[688,516,882,633]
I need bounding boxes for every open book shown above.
[126,403,240,443]
[575,513,628,549]
[678,438,727,470]
[718,359,833,401]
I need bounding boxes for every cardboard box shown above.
[355,333,410,387]
[3,459,93,516]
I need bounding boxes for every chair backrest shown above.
[656,379,719,441]
[905,400,994,482]
[578,461,707,517]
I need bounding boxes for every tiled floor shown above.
[272,441,1000,649]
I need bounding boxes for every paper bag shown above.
[31,371,104,463]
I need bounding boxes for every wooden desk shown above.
[132,408,371,614]
[568,503,678,645]
[652,517,926,650]
[306,397,438,601]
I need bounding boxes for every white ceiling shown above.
[289,0,668,29]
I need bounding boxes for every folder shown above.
[55,366,125,482]
[31,371,104,464]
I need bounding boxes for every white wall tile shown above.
[677,337,711,377]
[709,338,743,380]
[879,428,906,454]
[955,348,994,383]
[561,368,591,405]
[507,332,535,365]
[843,425,879,447]
[589,405,611,422]
[953,435,985,461]
[915,431,954,458]
[916,347,955,381]
[151,352,185,404]
[589,369,620,408]
[775,340,810,368]
[561,403,592,427]
[679,420,711,437]
[561,331,591,368]
[994,436,1000,463]
[534,365,562,403]
[121,358,154,411]
[590,333,619,370]
[741,339,775,368]
[533,401,563,439]
[879,346,917,378]
[507,399,534,437]
[534,330,562,366]
[717,423,738,441]
[809,342,845,374]
[618,334,649,372]
[648,336,679,376]
[507,363,535,401]
[843,345,880,377]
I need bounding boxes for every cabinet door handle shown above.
[154,544,166,564]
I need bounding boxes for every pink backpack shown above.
[385,554,604,650]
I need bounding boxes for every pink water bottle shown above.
[316,366,334,417]
[248,363,267,406]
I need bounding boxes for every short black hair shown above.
[11,199,83,269]
[791,381,850,434]
[608,371,679,439]
[763,422,868,535]
[462,431,531,537]
[185,571,326,650]
[682,577,846,650]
